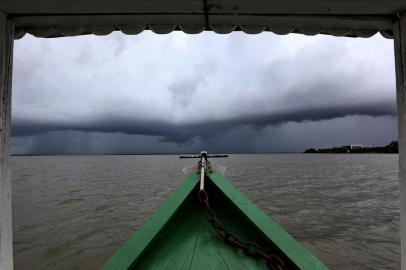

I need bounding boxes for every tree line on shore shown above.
[304,141,398,154]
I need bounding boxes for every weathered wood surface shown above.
[0,0,405,15]
[0,0,398,38]
[12,14,394,37]
[394,14,406,270]
[0,11,13,270]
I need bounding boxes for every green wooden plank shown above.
[101,172,200,270]
[210,226,268,270]
[134,199,203,270]
[208,171,328,270]
[102,170,328,270]
[190,232,230,270]
[131,183,271,270]
[126,177,272,270]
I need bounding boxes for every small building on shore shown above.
[350,144,363,150]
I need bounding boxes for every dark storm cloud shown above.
[11,115,397,155]
[12,100,396,143]
[11,32,397,154]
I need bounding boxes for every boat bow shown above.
[101,154,328,270]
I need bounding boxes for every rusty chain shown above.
[198,189,287,270]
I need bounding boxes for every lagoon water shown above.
[12,154,400,269]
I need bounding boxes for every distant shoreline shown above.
[304,141,398,154]
[11,152,300,156]
[11,151,399,157]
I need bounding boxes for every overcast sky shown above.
[11,31,397,154]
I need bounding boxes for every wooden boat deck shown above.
[134,180,279,269]
[102,172,328,270]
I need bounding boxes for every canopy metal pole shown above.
[394,14,406,270]
[0,11,14,270]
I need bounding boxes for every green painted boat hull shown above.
[101,172,328,270]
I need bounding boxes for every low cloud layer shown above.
[11,31,397,154]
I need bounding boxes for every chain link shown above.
[198,189,287,270]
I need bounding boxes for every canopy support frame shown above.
[0,11,13,270]
[394,14,406,270]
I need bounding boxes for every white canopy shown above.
[2,0,403,39]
